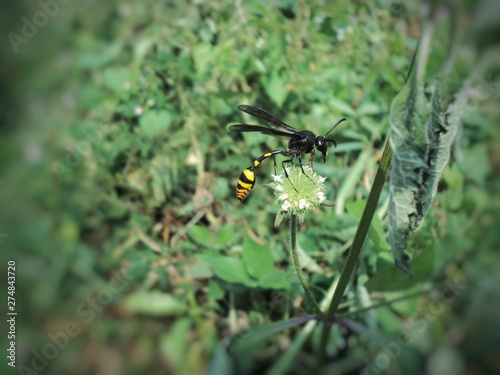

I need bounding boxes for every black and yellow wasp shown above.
[229,104,346,201]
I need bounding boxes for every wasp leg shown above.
[273,155,278,176]
[297,154,315,184]
[308,149,315,167]
[281,157,299,192]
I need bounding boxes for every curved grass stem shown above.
[317,141,393,366]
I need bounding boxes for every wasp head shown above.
[313,136,327,162]
[317,118,346,162]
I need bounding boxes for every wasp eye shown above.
[315,137,327,153]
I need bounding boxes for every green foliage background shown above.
[1,1,499,374]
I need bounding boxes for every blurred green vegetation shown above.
[1,1,499,374]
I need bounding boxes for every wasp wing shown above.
[229,124,295,137]
[238,105,299,134]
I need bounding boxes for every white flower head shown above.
[281,201,291,211]
[317,191,326,202]
[278,193,289,201]
[267,165,329,226]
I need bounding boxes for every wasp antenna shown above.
[326,139,337,148]
[325,118,347,138]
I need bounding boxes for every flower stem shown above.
[289,214,322,316]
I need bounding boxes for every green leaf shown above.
[122,291,186,316]
[365,243,435,292]
[139,110,173,139]
[216,225,234,246]
[242,235,274,279]
[388,20,479,276]
[262,71,289,108]
[259,269,290,290]
[189,261,213,278]
[207,280,225,299]
[198,253,254,286]
[102,66,132,94]
[388,23,433,276]
[187,225,214,247]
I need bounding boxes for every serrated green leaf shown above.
[388,24,434,276]
[388,22,480,277]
